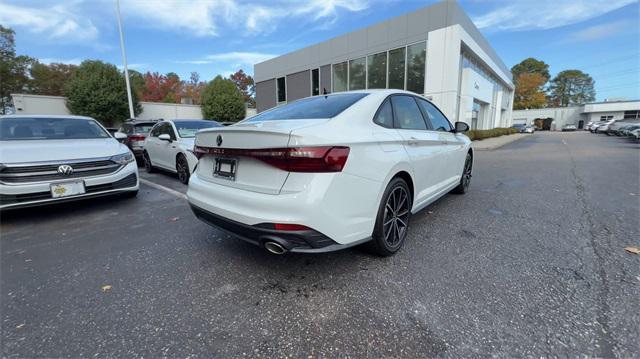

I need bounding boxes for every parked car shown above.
[522,125,535,133]
[0,115,139,210]
[143,119,222,184]
[187,90,473,256]
[562,124,577,131]
[512,124,525,131]
[105,127,119,136]
[584,121,595,131]
[115,119,160,161]
[621,124,640,136]
[590,121,606,133]
[630,128,640,142]
[609,121,640,136]
[595,119,617,134]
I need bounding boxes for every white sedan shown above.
[143,119,222,184]
[187,90,473,256]
[0,115,138,210]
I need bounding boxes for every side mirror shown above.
[114,132,127,140]
[454,121,470,133]
[158,134,172,142]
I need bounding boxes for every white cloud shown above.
[0,2,98,41]
[564,19,636,42]
[473,0,637,31]
[177,52,277,68]
[120,0,237,37]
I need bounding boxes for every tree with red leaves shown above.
[141,72,183,103]
[229,69,255,107]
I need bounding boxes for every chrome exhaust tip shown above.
[264,241,287,255]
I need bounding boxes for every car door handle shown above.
[407,137,419,145]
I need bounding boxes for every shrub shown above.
[467,127,518,141]
[201,75,245,122]
[64,60,141,127]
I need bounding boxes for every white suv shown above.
[0,115,139,210]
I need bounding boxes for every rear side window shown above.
[245,93,369,122]
[417,99,452,132]
[133,123,155,134]
[391,96,427,130]
[374,99,394,128]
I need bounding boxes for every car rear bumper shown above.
[0,162,139,210]
[187,170,382,246]
[190,204,370,253]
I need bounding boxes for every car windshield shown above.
[244,93,369,122]
[0,117,110,141]
[174,120,221,138]
[133,123,156,134]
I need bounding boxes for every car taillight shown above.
[273,223,311,231]
[193,146,350,173]
[128,135,146,141]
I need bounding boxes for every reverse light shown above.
[193,146,350,173]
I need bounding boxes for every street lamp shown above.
[116,0,135,119]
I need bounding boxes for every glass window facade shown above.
[367,52,387,89]
[312,68,319,96]
[277,77,286,103]
[349,57,366,90]
[332,62,348,92]
[388,47,406,90]
[406,42,426,94]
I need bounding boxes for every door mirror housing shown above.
[158,134,172,142]
[454,122,470,133]
[114,132,127,140]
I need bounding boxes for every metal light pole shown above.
[116,0,135,119]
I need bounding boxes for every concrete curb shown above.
[472,133,529,151]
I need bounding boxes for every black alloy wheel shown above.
[370,177,412,256]
[452,153,472,194]
[176,155,190,184]
[143,152,155,173]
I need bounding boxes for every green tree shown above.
[201,75,245,122]
[64,60,142,126]
[0,25,36,114]
[127,69,146,100]
[29,62,77,96]
[511,58,550,82]
[548,70,596,107]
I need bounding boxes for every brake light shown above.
[193,146,350,172]
[128,134,146,141]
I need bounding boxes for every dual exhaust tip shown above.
[264,241,287,255]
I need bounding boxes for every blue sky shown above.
[2,0,639,101]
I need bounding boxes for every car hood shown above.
[0,138,129,164]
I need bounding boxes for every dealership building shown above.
[512,100,640,130]
[254,0,514,130]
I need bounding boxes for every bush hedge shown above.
[467,127,519,141]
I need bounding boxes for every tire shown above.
[121,190,138,199]
[143,151,155,173]
[451,152,472,194]
[176,154,190,184]
[369,177,412,256]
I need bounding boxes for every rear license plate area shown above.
[213,157,237,181]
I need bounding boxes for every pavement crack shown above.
[563,140,617,357]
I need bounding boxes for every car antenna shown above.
[323,88,328,98]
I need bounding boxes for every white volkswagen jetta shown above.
[187,90,473,256]
[143,119,222,184]
[0,115,139,210]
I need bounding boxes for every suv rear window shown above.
[245,93,369,122]
[133,123,156,134]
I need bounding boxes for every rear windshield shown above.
[133,123,156,134]
[0,117,110,141]
[174,120,221,138]
[245,93,369,122]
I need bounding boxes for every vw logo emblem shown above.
[216,134,223,147]
[57,164,74,176]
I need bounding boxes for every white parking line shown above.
[139,178,187,200]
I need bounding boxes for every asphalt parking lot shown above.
[1,132,638,357]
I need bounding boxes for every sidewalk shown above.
[472,133,527,150]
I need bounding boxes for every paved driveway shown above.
[1,132,638,357]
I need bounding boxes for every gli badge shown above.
[57,164,74,176]
[216,134,223,147]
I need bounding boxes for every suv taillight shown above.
[128,134,146,141]
[193,146,350,172]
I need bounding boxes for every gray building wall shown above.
[255,79,276,113]
[286,70,311,102]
